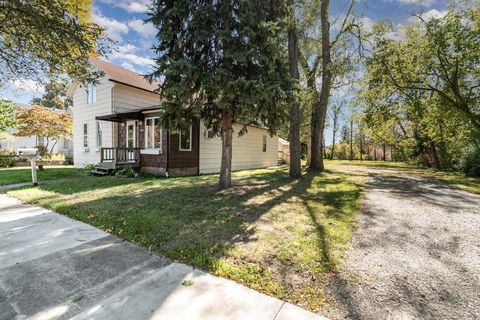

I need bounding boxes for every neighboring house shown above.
[0,104,73,158]
[278,137,290,164]
[67,58,279,176]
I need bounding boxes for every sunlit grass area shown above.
[0,166,83,185]
[325,159,480,195]
[7,167,363,311]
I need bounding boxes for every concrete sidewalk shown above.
[0,194,327,320]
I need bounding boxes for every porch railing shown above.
[100,148,140,164]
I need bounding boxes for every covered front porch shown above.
[93,107,168,175]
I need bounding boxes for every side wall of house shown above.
[112,83,160,113]
[199,123,279,174]
[72,77,114,168]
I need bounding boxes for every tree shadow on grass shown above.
[21,168,362,311]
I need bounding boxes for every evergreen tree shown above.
[147,0,291,189]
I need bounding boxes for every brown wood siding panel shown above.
[168,118,200,171]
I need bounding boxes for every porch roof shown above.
[95,106,162,123]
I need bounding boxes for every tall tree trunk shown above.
[350,118,353,160]
[330,133,336,160]
[219,108,233,189]
[374,148,377,161]
[382,143,386,161]
[288,1,301,178]
[310,0,331,171]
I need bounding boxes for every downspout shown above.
[165,130,170,177]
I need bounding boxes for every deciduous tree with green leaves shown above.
[0,98,17,133]
[147,0,291,189]
[31,80,73,110]
[0,0,105,86]
[15,106,72,156]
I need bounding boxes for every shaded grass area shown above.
[326,160,480,195]
[0,166,84,185]
[7,167,362,311]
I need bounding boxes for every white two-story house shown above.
[67,58,279,176]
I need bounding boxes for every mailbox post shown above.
[18,148,39,186]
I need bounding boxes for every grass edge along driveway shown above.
[0,166,83,185]
[7,167,363,312]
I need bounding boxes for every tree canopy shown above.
[31,80,73,110]
[0,0,105,86]
[0,98,17,133]
[148,0,291,188]
[15,106,72,155]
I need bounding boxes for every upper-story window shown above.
[145,117,162,149]
[87,82,96,104]
[179,125,192,151]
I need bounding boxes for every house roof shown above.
[90,57,160,93]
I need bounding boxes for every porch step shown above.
[91,169,110,176]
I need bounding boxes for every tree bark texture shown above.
[219,108,233,189]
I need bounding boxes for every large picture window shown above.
[145,117,161,149]
[179,125,192,151]
[87,82,96,104]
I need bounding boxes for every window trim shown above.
[96,121,103,148]
[83,122,88,148]
[87,82,96,104]
[126,120,137,148]
[144,116,162,151]
[179,125,192,151]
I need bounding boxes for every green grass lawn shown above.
[7,167,362,311]
[325,159,480,195]
[0,166,84,185]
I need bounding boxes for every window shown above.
[145,117,162,149]
[96,121,103,148]
[179,125,192,151]
[262,135,267,152]
[83,122,88,147]
[204,129,215,139]
[87,82,96,104]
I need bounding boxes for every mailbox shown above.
[17,148,40,186]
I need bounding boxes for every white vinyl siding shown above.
[72,76,114,167]
[112,83,160,113]
[199,122,278,174]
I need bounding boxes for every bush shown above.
[116,165,137,178]
[458,145,480,177]
[0,156,15,167]
[82,164,96,174]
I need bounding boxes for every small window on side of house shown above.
[87,82,96,104]
[179,125,192,151]
[262,135,267,152]
[205,129,215,139]
[83,122,88,147]
[96,121,103,148]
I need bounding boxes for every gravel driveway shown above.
[326,166,480,320]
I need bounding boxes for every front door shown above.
[126,121,137,161]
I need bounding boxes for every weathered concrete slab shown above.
[0,194,327,320]
[0,196,108,269]
[0,236,171,320]
[276,303,328,320]
[72,263,285,320]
